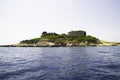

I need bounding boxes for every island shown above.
[5,30,119,47]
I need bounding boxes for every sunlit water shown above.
[0,47,120,80]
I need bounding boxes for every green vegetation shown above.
[20,31,99,45]
[20,38,41,44]
[76,35,98,43]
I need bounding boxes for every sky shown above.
[0,0,120,45]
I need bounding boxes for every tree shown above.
[42,31,47,36]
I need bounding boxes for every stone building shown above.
[68,30,86,37]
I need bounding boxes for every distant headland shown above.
[1,30,120,47]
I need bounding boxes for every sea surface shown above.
[0,47,120,80]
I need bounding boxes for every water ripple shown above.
[0,47,120,80]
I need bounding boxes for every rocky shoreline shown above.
[1,40,120,47]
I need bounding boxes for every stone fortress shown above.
[68,30,86,37]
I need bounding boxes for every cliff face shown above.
[11,40,120,47]
[15,38,99,47]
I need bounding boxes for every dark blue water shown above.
[0,47,120,80]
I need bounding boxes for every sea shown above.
[0,46,120,80]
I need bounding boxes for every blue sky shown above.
[0,0,120,45]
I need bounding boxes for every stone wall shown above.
[68,30,86,37]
